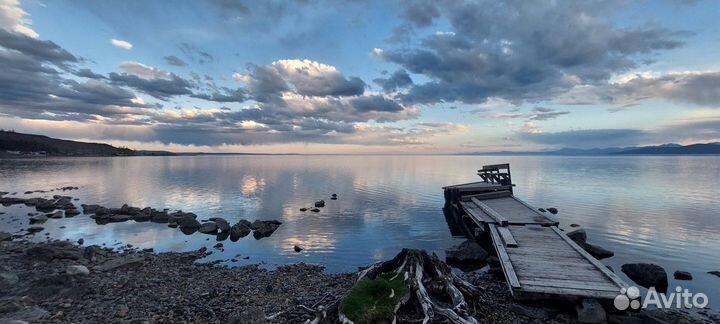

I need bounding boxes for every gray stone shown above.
[575,299,606,324]
[46,210,63,219]
[446,239,488,263]
[547,207,558,214]
[93,255,144,272]
[229,222,251,241]
[567,228,587,244]
[198,222,218,234]
[673,270,692,280]
[581,242,614,260]
[622,263,668,293]
[510,304,549,320]
[66,265,90,276]
[109,214,132,222]
[251,220,282,238]
[314,200,325,207]
[64,208,80,217]
[209,217,231,232]
[177,215,201,229]
[294,245,303,252]
[29,214,48,223]
[0,231,12,241]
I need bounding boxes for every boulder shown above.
[709,271,720,278]
[314,200,325,207]
[54,197,74,209]
[177,216,201,230]
[0,231,12,241]
[93,255,144,272]
[66,265,90,276]
[64,208,80,217]
[575,299,606,324]
[109,215,131,223]
[566,228,587,244]
[580,242,614,260]
[621,263,668,293]
[119,204,141,215]
[310,208,320,213]
[446,239,489,263]
[294,245,303,252]
[81,204,104,214]
[547,207,558,214]
[331,193,338,200]
[0,265,19,290]
[26,244,81,261]
[29,214,48,224]
[198,222,218,234]
[673,270,692,280]
[214,243,223,249]
[132,212,151,222]
[149,211,170,223]
[46,210,63,219]
[209,217,231,232]
[251,220,282,239]
[229,222,252,241]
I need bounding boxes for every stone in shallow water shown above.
[674,270,693,280]
[198,222,218,234]
[622,263,668,293]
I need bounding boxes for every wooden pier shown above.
[444,164,627,302]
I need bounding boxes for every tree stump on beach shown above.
[338,248,481,324]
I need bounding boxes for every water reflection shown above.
[0,155,719,308]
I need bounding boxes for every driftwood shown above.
[339,249,481,324]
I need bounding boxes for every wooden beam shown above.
[489,225,521,290]
[497,226,518,248]
[511,196,560,226]
[472,198,509,226]
[460,190,513,200]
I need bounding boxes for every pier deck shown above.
[444,164,627,302]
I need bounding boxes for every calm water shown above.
[1,155,719,308]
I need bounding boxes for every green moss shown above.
[341,272,408,324]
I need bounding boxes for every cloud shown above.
[520,129,650,148]
[110,38,133,50]
[400,0,440,27]
[528,107,570,121]
[373,69,413,92]
[163,55,187,66]
[610,71,720,107]
[377,0,689,105]
[271,59,365,97]
[179,42,213,64]
[0,0,38,38]
[108,61,193,99]
[0,29,76,66]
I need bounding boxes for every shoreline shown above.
[0,240,715,323]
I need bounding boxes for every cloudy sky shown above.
[1,0,719,153]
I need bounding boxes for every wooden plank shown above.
[511,259,602,270]
[442,181,502,190]
[513,262,598,273]
[488,225,520,290]
[519,279,618,291]
[551,226,627,289]
[519,285,619,300]
[497,226,518,248]
[507,249,583,258]
[472,198,508,226]
[459,201,495,224]
[511,196,559,226]
[518,272,612,282]
[460,190,513,200]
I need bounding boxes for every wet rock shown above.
[149,211,170,223]
[1,231,13,241]
[177,216,201,230]
[27,226,44,233]
[622,263,668,293]
[132,212,150,222]
[446,239,488,263]
[77,238,84,245]
[214,243,223,249]
[576,299,606,324]
[546,207,558,214]
[294,245,303,252]
[708,271,720,278]
[109,215,132,223]
[81,204,103,214]
[580,242,614,260]
[0,196,25,206]
[29,214,48,224]
[538,208,546,213]
[198,222,218,234]
[94,255,144,272]
[0,265,19,290]
[46,210,63,219]
[64,208,80,217]
[299,208,308,212]
[566,228,587,244]
[673,270,692,280]
[331,193,337,200]
[251,220,282,239]
[229,222,252,241]
[66,265,90,276]
[55,197,74,209]
[310,208,320,212]
[209,217,231,232]
[510,304,549,320]
[26,243,81,261]
[314,200,325,207]
[119,204,141,215]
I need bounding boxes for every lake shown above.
[1,155,719,308]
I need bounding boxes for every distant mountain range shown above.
[459,143,720,156]
[0,130,140,156]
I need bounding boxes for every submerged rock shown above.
[673,270,693,280]
[709,271,720,278]
[314,200,325,207]
[229,222,252,241]
[310,208,320,213]
[29,214,48,224]
[566,228,587,244]
[581,242,614,260]
[621,263,668,293]
[251,220,282,239]
[546,207,558,214]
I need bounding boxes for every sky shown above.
[0,0,719,154]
